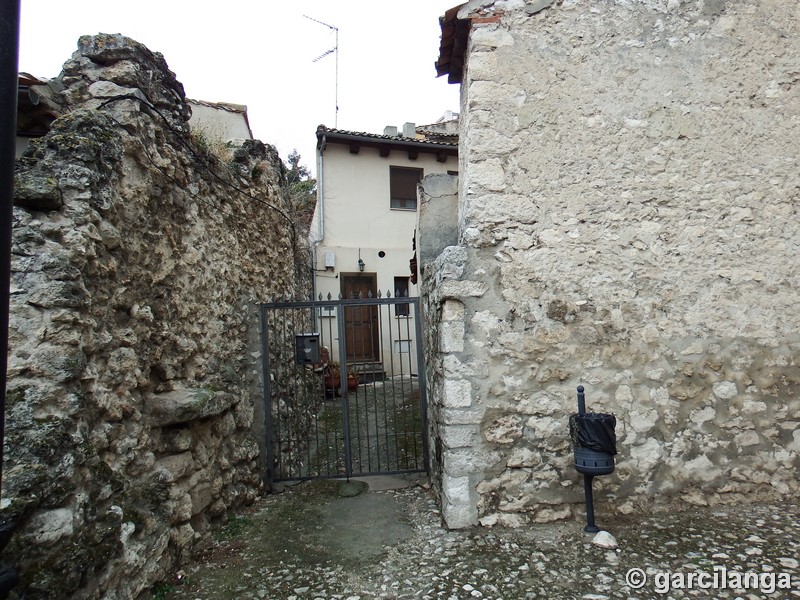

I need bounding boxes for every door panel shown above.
[341,274,379,362]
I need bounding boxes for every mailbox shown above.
[295,334,320,365]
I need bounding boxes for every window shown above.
[390,166,423,210]
[394,276,410,316]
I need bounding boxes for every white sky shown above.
[19,0,462,176]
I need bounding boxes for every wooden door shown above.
[341,274,379,362]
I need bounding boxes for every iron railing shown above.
[260,293,428,482]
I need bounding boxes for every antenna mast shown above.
[304,15,339,128]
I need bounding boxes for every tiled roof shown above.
[187,99,248,114]
[316,125,457,148]
[436,3,470,84]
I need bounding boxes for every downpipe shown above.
[311,134,326,300]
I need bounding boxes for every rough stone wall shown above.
[418,174,460,522]
[4,35,306,598]
[426,0,800,528]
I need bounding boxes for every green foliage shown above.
[151,582,174,600]
[286,149,311,184]
[285,150,316,229]
[216,514,252,540]
[190,128,232,163]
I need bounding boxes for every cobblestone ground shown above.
[165,480,800,600]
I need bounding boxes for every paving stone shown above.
[169,483,800,599]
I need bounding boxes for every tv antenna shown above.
[304,14,339,128]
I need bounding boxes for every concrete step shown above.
[349,361,385,383]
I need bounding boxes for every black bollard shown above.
[577,384,586,415]
[577,386,599,533]
[569,385,616,534]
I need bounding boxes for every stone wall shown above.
[425,0,800,528]
[418,174,461,524]
[4,35,307,598]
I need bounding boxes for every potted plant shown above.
[324,362,341,392]
[323,362,359,393]
[346,367,360,391]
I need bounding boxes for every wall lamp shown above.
[358,258,365,272]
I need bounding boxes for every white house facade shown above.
[310,122,458,378]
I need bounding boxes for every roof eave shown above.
[317,129,457,156]
[435,3,470,85]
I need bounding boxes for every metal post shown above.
[260,305,276,487]
[0,1,21,595]
[577,385,599,533]
[583,474,599,533]
[412,298,430,473]
[1,0,21,499]
[336,300,352,480]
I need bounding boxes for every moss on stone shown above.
[190,388,215,406]
[4,386,29,407]
[13,172,62,211]
[8,416,74,467]
[120,472,171,529]
[20,519,122,598]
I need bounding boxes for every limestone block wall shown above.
[426,0,800,528]
[4,35,305,598]
[419,174,464,524]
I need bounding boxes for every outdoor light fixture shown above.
[358,258,365,272]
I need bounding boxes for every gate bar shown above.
[336,301,353,479]
[412,298,431,472]
[260,304,276,486]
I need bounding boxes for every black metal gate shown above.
[259,293,428,483]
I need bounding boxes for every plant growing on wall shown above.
[285,150,316,229]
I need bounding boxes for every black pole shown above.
[577,384,586,415]
[577,385,599,533]
[0,0,21,595]
[0,0,21,498]
[583,474,599,533]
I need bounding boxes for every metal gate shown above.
[259,293,429,483]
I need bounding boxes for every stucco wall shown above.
[188,100,252,143]
[313,141,456,281]
[426,0,800,528]
[313,141,457,374]
[4,35,305,598]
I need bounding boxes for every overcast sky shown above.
[19,0,462,175]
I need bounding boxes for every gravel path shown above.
[165,479,800,600]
